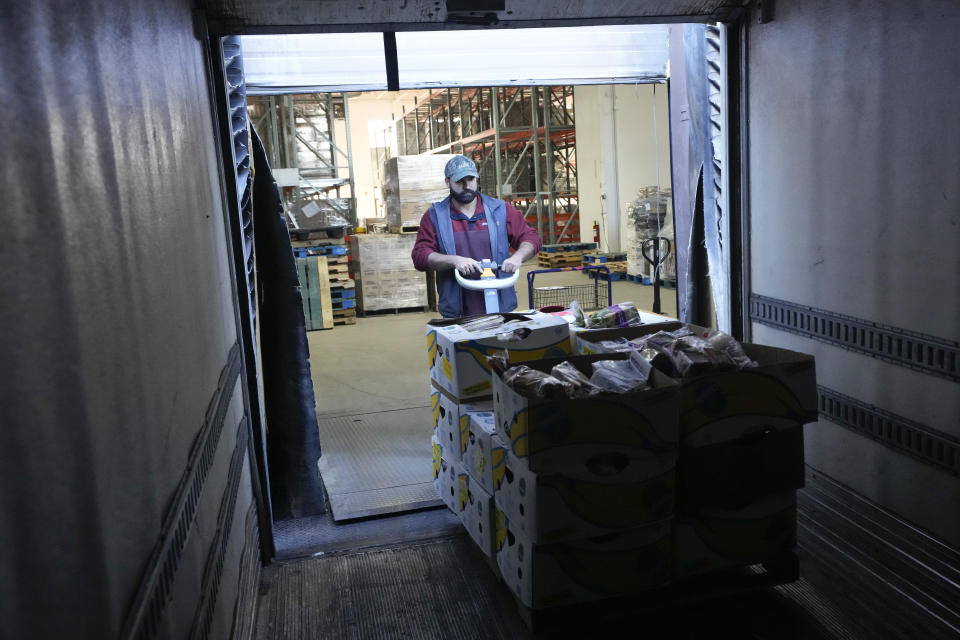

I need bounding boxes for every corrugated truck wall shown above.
[0,1,261,638]
[744,0,960,547]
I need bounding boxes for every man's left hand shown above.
[501,255,523,273]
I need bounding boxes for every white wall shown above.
[574,84,671,250]
[345,91,427,225]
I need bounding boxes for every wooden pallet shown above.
[333,308,357,325]
[359,305,429,317]
[538,251,589,267]
[583,260,627,273]
[582,252,628,264]
[295,255,334,330]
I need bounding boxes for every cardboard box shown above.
[383,155,456,228]
[674,490,797,578]
[462,480,496,557]
[495,512,673,610]
[432,437,460,513]
[492,353,679,474]
[678,422,805,511]
[462,411,507,495]
[426,313,571,401]
[571,324,818,443]
[495,445,675,543]
[433,382,492,462]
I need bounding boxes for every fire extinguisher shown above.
[592,221,600,244]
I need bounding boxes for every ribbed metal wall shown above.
[0,1,259,637]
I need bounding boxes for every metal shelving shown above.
[392,86,579,244]
[247,93,357,225]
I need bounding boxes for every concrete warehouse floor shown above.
[306,263,678,519]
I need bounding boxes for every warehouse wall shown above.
[344,92,424,224]
[0,1,260,638]
[745,0,960,545]
[575,84,671,251]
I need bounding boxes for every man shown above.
[412,155,541,317]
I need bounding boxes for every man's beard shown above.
[450,187,478,204]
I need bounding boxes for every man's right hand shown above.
[451,256,482,276]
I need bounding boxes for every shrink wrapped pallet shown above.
[350,234,428,311]
[383,155,458,229]
[626,186,673,280]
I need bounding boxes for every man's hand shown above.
[501,255,524,273]
[451,255,482,276]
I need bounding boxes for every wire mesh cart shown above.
[527,265,613,311]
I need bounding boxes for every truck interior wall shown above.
[744,0,960,546]
[1,2,260,637]
[574,84,671,251]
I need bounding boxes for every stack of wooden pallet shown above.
[293,240,357,328]
[536,242,598,268]
[582,252,628,276]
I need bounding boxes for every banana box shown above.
[462,411,508,495]
[432,439,462,514]
[492,353,679,474]
[426,313,571,401]
[572,324,818,443]
[461,479,497,558]
[495,445,675,544]
[495,510,673,610]
[674,490,797,578]
[433,381,492,462]
[678,420,805,511]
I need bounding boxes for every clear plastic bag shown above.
[460,315,506,333]
[502,365,570,399]
[584,302,641,329]
[628,325,757,378]
[589,352,652,393]
[569,300,586,328]
[550,361,602,398]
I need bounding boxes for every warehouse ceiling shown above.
[241,25,669,94]
[205,1,745,34]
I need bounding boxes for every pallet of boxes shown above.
[626,187,676,285]
[350,234,428,314]
[383,154,457,233]
[429,312,818,627]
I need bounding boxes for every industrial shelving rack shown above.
[389,86,579,244]
[246,93,357,225]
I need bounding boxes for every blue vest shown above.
[428,193,517,318]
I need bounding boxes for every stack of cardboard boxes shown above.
[350,234,428,312]
[429,313,572,560]
[573,325,817,579]
[430,315,818,612]
[383,155,456,231]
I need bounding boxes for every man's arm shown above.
[501,241,536,273]
[501,202,543,273]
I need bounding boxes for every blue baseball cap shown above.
[444,155,479,182]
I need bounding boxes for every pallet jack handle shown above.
[641,238,672,314]
[454,259,520,313]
